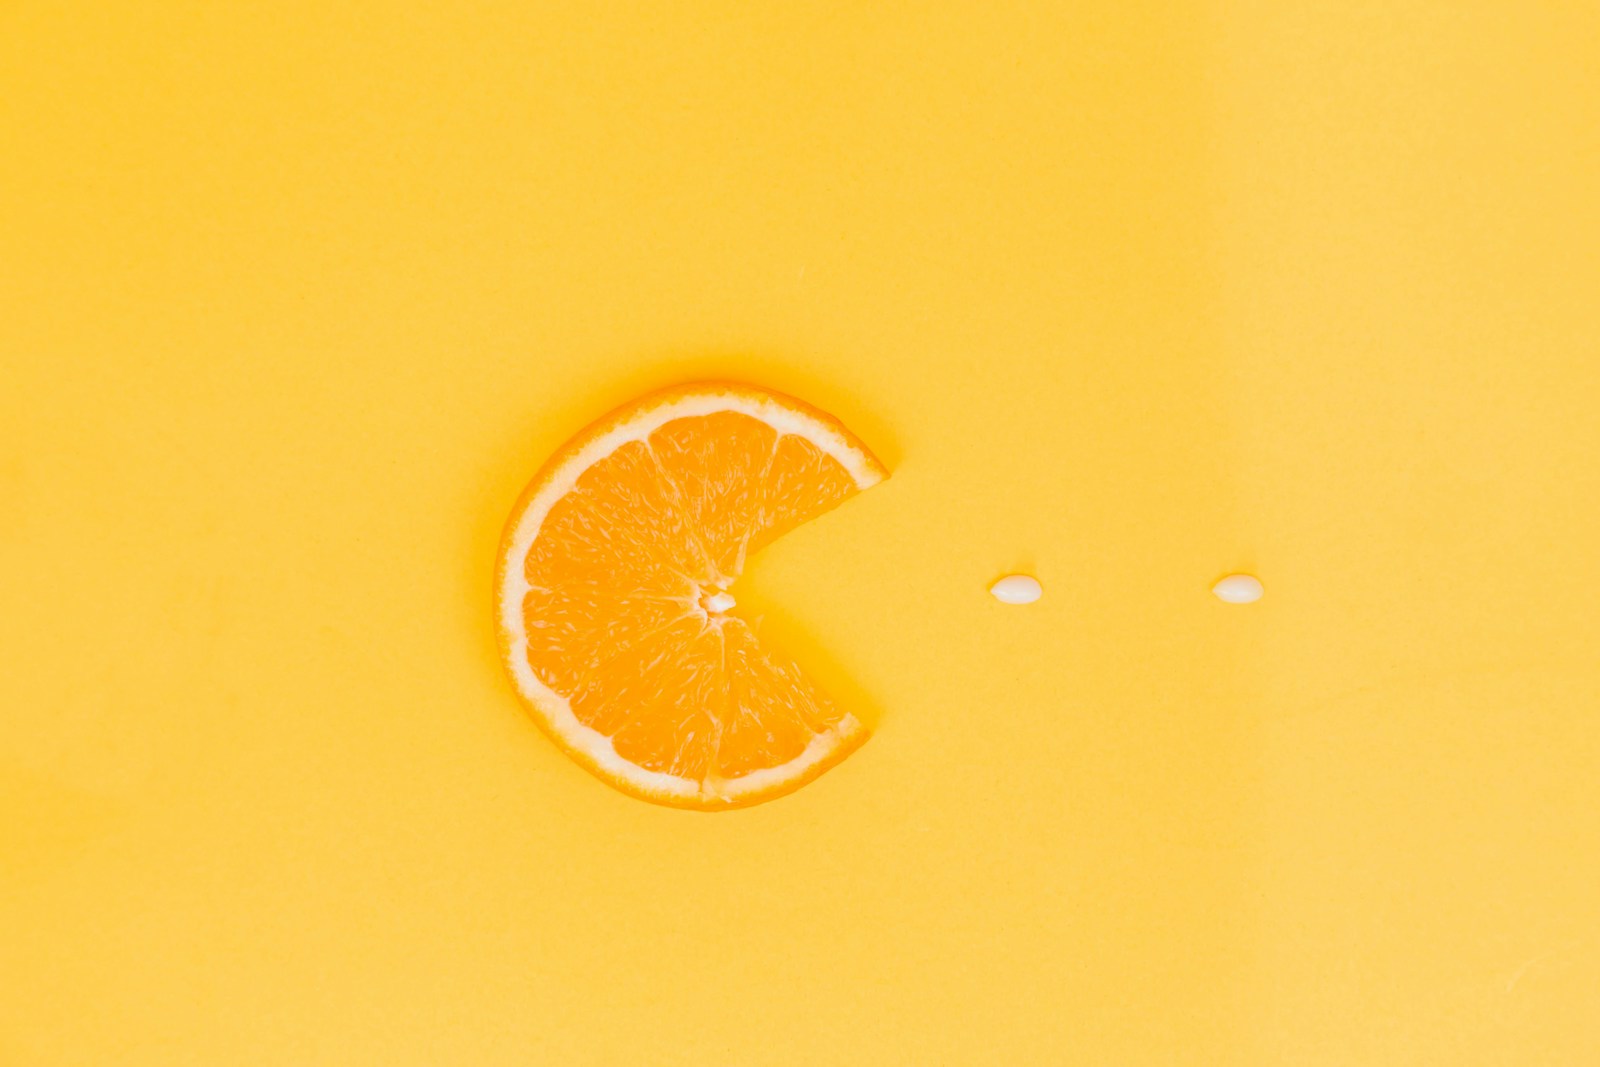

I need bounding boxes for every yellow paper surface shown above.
[4,3,1598,1062]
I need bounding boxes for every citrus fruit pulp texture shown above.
[495,383,887,809]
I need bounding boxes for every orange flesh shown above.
[519,410,862,789]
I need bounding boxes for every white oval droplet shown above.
[990,574,1043,605]
[1212,573,1264,604]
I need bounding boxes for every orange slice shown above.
[494,382,888,809]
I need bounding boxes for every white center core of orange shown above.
[702,590,737,614]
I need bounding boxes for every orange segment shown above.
[494,382,887,809]
[648,411,778,579]
[752,434,861,553]
[718,618,845,779]
[524,438,707,586]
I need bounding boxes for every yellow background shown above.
[4,3,1599,1063]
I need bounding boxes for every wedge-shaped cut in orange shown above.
[495,382,887,809]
